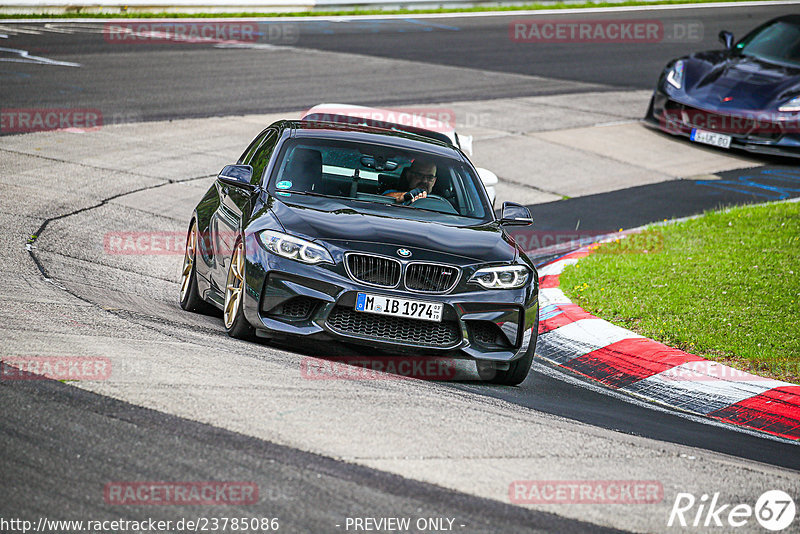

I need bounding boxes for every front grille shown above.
[665,102,783,139]
[346,254,401,288]
[405,263,460,293]
[467,320,512,349]
[266,297,316,319]
[326,306,460,347]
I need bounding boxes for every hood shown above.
[684,51,800,110]
[266,194,518,264]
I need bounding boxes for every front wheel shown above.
[486,345,534,386]
[482,318,538,386]
[223,240,255,340]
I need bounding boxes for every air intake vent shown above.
[467,320,512,349]
[346,254,401,288]
[266,297,317,319]
[327,306,460,347]
[405,263,459,293]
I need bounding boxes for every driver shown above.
[383,159,437,203]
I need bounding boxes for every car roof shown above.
[301,103,457,147]
[280,120,463,159]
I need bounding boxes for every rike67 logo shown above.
[668,490,796,531]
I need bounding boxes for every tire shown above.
[485,316,538,386]
[179,221,215,314]
[223,240,256,340]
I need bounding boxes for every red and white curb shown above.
[536,246,800,441]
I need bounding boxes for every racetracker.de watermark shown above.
[302,106,456,133]
[510,19,703,43]
[1,108,102,133]
[104,481,259,505]
[301,356,458,381]
[1,356,111,381]
[103,22,298,45]
[509,480,664,504]
[659,361,800,381]
[105,231,186,255]
[661,109,800,135]
[104,231,263,256]
[508,229,664,255]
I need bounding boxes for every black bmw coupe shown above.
[646,15,800,158]
[179,120,539,385]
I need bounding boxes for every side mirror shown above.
[500,201,533,226]
[719,30,734,50]
[218,165,255,190]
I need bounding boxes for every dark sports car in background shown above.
[179,120,539,385]
[645,15,800,158]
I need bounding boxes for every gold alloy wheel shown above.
[223,241,245,329]
[179,224,197,303]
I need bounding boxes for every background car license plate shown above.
[690,128,732,149]
[355,293,442,322]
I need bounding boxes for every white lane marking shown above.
[45,22,110,34]
[548,318,643,349]
[622,360,791,414]
[538,287,571,307]
[538,318,644,364]
[538,257,579,276]
[532,359,799,445]
[672,360,794,387]
[626,368,786,415]
[0,47,81,67]
[0,24,42,35]
[40,23,80,34]
[539,319,642,365]
[214,42,280,49]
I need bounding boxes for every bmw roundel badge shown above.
[397,248,412,257]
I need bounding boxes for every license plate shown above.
[690,128,731,149]
[355,293,442,322]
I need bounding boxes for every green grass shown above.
[0,0,768,18]
[559,201,800,384]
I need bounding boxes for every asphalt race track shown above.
[0,3,795,122]
[2,3,800,533]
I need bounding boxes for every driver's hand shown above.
[406,190,427,203]
[383,190,428,203]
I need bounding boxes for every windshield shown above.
[268,137,491,221]
[737,20,800,67]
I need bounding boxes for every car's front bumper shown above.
[240,248,538,363]
[645,90,800,159]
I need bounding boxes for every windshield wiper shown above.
[281,190,339,199]
[283,190,480,218]
[281,190,386,205]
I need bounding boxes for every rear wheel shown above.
[179,221,214,314]
[223,240,255,340]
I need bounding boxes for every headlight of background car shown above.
[469,265,530,289]
[258,230,333,265]
[666,60,685,90]
[778,96,800,112]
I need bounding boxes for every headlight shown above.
[778,96,800,112]
[469,265,530,289]
[666,60,685,90]
[258,230,333,265]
